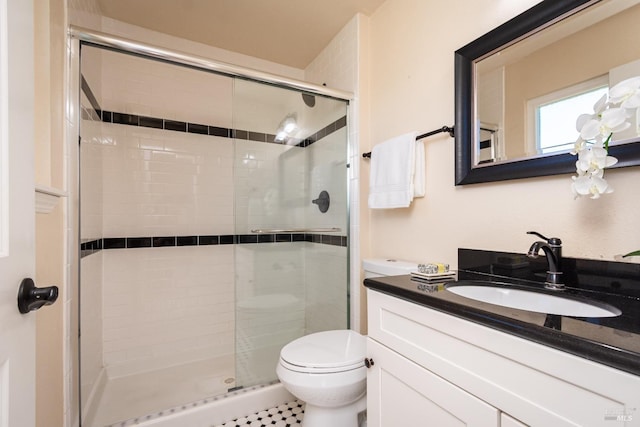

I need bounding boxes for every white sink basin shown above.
[445,281,621,318]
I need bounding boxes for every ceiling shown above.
[96,0,387,69]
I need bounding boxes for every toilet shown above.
[276,258,417,427]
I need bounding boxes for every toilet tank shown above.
[363,258,418,278]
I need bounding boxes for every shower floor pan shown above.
[88,355,235,427]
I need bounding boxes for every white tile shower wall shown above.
[79,251,104,414]
[306,128,348,232]
[233,80,307,136]
[97,48,233,128]
[80,93,105,419]
[235,243,306,386]
[100,124,234,237]
[80,43,103,105]
[83,24,353,385]
[303,118,348,335]
[80,117,104,241]
[102,246,235,377]
[234,244,305,302]
[305,15,358,94]
[234,141,307,233]
[304,244,348,334]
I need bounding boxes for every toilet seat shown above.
[279,330,366,373]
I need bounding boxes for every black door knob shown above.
[17,278,58,314]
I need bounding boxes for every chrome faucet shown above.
[526,231,564,290]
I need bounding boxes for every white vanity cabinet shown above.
[367,338,499,426]
[366,289,640,427]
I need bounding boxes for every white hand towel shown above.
[413,140,425,198]
[368,131,419,209]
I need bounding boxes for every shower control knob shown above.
[364,358,375,368]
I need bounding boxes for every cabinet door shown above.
[367,339,499,427]
[501,413,528,427]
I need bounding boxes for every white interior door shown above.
[0,0,36,426]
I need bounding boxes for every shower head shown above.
[302,93,316,108]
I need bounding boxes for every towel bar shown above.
[362,125,454,158]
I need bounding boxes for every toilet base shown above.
[302,394,366,427]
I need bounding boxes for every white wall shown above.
[365,0,640,269]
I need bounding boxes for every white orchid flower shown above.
[576,146,618,175]
[571,75,640,199]
[608,76,640,109]
[571,174,613,199]
[575,93,607,131]
[571,136,587,155]
[578,107,630,141]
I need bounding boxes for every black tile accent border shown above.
[187,123,208,135]
[198,235,219,245]
[94,108,346,147]
[113,112,139,126]
[209,126,230,138]
[127,237,152,248]
[177,236,198,246]
[80,233,346,258]
[153,236,177,247]
[140,116,164,129]
[164,120,187,132]
[80,73,347,148]
[238,234,258,244]
[103,238,126,249]
[80,238,103,258]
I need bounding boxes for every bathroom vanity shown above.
[364,249,640,427]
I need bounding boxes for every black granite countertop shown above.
[364,249,640,377]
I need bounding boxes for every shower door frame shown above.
[69,26,357,424]
[69,27,352,101]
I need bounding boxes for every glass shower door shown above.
[231,79,350,389]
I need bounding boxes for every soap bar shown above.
[418,263,449,274]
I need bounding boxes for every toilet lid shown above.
[280,330,365,370]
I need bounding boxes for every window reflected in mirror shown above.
[534,79,608,155]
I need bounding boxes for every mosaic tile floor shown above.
[213,400,304,427]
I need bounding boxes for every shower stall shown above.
[77,37,350,427]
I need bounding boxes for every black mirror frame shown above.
[454,0,640,185]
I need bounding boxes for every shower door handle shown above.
[17,278,59,314]
[251,227,341,233]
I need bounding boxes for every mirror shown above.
[455,0,640,185]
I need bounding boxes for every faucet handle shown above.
[527,231,548,241]
[527,231,562,246]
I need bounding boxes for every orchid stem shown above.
[604,133,612,151]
